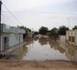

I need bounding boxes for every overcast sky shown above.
[1,0,77,31]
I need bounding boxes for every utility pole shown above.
[0,1,2,23]
[0,1,2,55]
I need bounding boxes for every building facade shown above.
[66,29,77,47]
[0,24,25,55]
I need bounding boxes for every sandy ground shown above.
[0,60,77,70]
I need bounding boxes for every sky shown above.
[1,0,77,31]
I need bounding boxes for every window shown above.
[4,37,9,50]
[71,36,75,42]
[69,36,75,42]
[69,36,71,41]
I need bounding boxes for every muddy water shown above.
[22,37,75,61]
[3,37,77,62]
[22,41,68,61]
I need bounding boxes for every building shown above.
[0,1,26,56]
[66,29,77,47]
[0,24,25,55]
[59,35,66,48]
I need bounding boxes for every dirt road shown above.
[0,60,77,70]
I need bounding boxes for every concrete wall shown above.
[0,24,25,53]
[66,31,69,41]
[66,30,75,40]
[66,30,77,46]
[59,35,66,48]
[75,30,77,46]
[9,34,23,47]
[0,33,24,53]
[1,24,25,34]
[1,34,9,51]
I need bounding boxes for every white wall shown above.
[0,33,24,54]
[66,30,77,46]
[9,34,23,47]
[0,24,25,53]
[66,31,69,41]
[66,30,75,40]
[59,35,66,48]
[1,35,4,52]
[75,31,77,46]
[2,24,25,34]
[1,34,9,51]
[19,34,23,43]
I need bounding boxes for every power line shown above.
[2,3,23,25]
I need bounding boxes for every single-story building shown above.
[0,24,25,55]
[66,29,77,47]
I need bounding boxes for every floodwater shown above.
[22,37,77,61]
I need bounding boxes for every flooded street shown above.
[0,0,77,69]
[4,37,77,62]
[22,40,68,61]
[0,37,77,70]
[3,36,77,62]
[20,35,77,62]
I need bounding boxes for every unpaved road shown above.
[0,60,77,70]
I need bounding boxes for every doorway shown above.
[3,37,9,51]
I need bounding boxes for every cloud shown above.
[1,0,77,31]
[2,0,71,11]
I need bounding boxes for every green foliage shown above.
[18,26,31,32]
[49,28,59,39]
[18,25,77,39]
[26,28,31,32]
[32,31,39,37]
[73,25,77,30]
[39,26,48,35]
[18,26,32,36]
[58,26,69,35]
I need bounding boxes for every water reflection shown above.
[25,37,33,45]
[5,37,77,61]
[34,36,39,41]
[4,44,28,60]
[22,37,70,61]
[39,37,48,45]
[20,36,77,62]
[65,46,77,62]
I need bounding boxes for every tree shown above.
[18,26,31,34]
[49,28,59,40]
[17,26,27,40]
[32,31,39,38]
[58,26,69,35]
[39,26,48,35]
[73,26,77,30]
[18,26,26,30]
[18,26,32,38]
